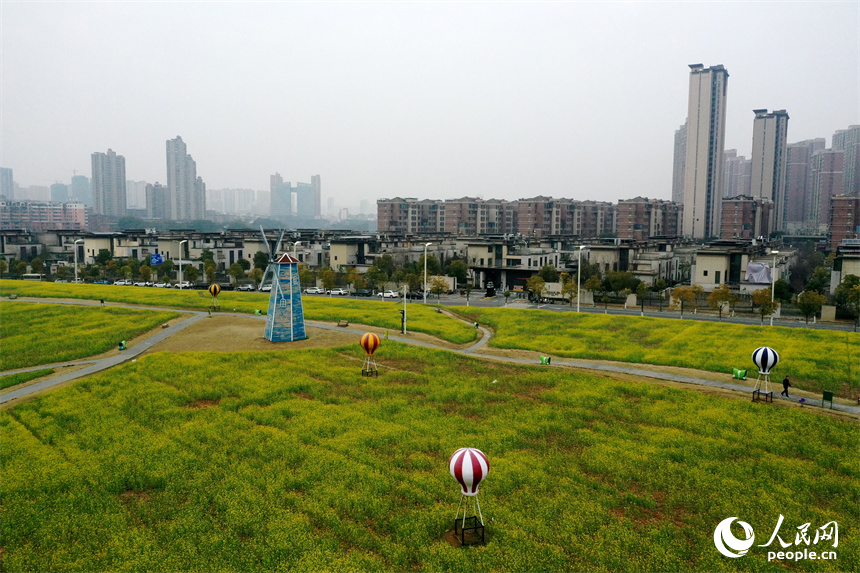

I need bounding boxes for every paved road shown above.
[2,298,858,415]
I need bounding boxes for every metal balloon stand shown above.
[453,494,485,546]
[752,371,773,403]
[361,354,378,377]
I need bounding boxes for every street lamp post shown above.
[576,245,585,313]
[74,239,83,282]
[178,240,188,289]
[423,242,432,303]
[770,250,779,326]
[293,241,301,258]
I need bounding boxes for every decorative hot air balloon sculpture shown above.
[751,346,779,402]
[208,283,221,311]
[360,332,380,376]
[449,447,489,545]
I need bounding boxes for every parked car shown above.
[175,281,191,289]
[304,287,325,294]
[72,278,85,283]
[93,280,111,285]
[260,285,272,292]
[354,289,372,297]
[237,284,256,291]
[378,290,399,298]
[133,281,148,287]
[114,279,132,286]
[54,279,68,283]
[219,283,235,291]
[327,288,348,296]
[406,291,424,300]
[154,282,168,288]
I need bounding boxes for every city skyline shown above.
[2,3,858,205]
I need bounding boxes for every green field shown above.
[0,281,476,344]
[1,343,856,572]
[0,302,180,371]
[457,307,860,397]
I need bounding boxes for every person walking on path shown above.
[781,376,791,397]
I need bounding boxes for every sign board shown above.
[150,253,163,265]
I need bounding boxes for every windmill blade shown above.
[273,230,286,258]
[259,226,273,259]
[260,264,272,289]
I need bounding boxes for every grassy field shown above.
[1,343,856,572]
[456,307,860,397]
[0,302,180,371]
[0,281,477,344]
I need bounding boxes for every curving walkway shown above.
[2,298,858,415]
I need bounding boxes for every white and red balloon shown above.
[449,447,489,496]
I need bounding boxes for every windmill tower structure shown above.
[264,253,307,342]
[258,227,306,342]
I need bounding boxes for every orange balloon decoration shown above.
[360,332,380,356]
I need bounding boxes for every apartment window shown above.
[703,270,708,277]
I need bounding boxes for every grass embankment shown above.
[456,307,860,397]
[1,343,856,571]
[0,303,180,371]
[0,281,476,344]
[0,369,54,390]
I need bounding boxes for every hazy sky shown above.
[2,2,858,210]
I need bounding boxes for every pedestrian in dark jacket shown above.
[781,376,791,397]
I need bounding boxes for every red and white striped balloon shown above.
[449,447,489,496]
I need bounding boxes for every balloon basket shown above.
[453,516,485,546]
[453,495,485,546]
[362,355,378,377]
[752,373,773,402]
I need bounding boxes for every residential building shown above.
[830,239,860,294]
[809,149,844,230]
[0,168,12,200]
[691,240,785,293]
[311,174,321,218]
[832,125,860,198]
[50,183,69,203]
[750,109,790,232]
[672,123,686,204]
[269,173,321,222]
[91,148,127,218]
[166,136,206,221]
[784,139,826,230]
[126,180,148,210]
[828,195,859,252]
[617,197,682,240]
[723,149,751,198]
[145,183,170,219]
[720,195,773,240]
[70,174,92,205]
[0,200,87,231]
[683,64,729,239]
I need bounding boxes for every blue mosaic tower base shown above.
[264,259,306,342]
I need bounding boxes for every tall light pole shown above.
[293,241,302,258]
[74,239,83,282]
[423,242,432,303]
[770,250,779,326]
[576,245,585,313]
[178,240,188,288]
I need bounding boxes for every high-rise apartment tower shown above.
[91,149,127,217]
[682,64,729,239]
[166,136,206,221]
[750,109,789,233]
